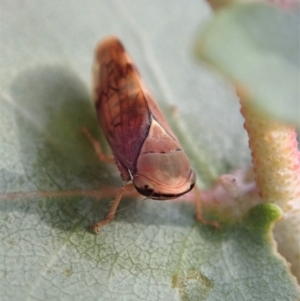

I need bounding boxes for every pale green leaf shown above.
[0,1,299,300]
[195,3,300,126]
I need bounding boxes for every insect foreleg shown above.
[91,182,135,233]
[80,126,115,164]
[194,186,220,229]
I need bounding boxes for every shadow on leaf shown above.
[3,65,199,233]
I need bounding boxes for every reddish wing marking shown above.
[93,38,152,180]
[93,37,182,179]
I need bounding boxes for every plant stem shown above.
[240,99,300,210]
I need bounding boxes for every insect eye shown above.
[133,177,155,197]
[138,185,154,197]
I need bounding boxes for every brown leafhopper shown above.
[83,36,197,233]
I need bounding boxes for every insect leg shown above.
[194,186,220,229]
[91,182,135,233]
[80,126,115,164]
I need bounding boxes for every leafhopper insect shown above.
[83,36,197,233]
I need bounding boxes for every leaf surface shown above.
[0,1,298,300]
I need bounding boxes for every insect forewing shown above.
[93,37,152,180]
